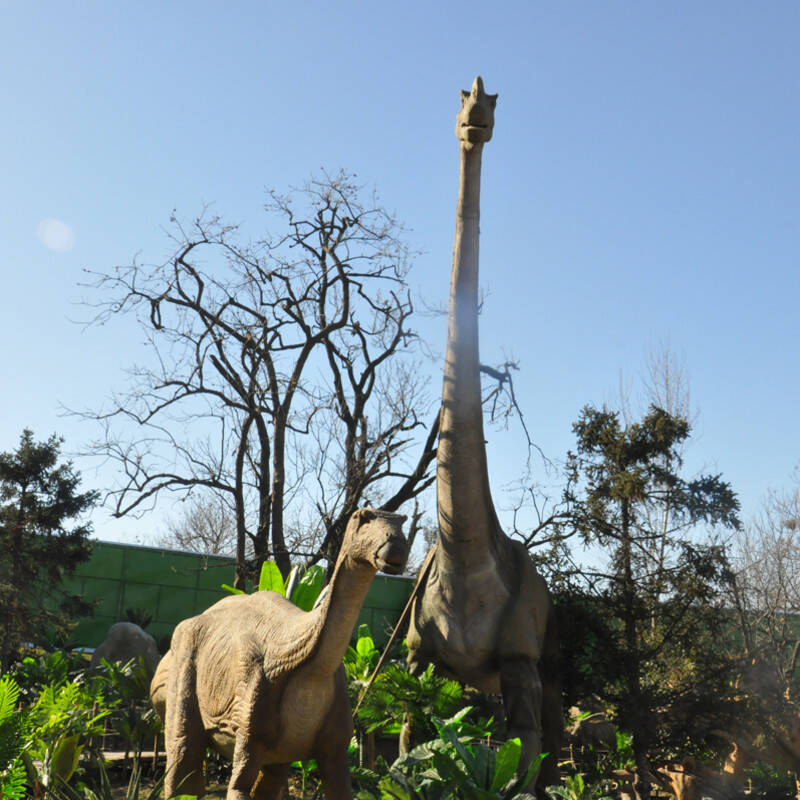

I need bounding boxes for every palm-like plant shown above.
[358,711,544,800]
[222,559,325,611]
[23,675,111,791]
[53,761,169,800]
[0,674,28,800]
[348,624,464,743]
[96,656,161,771]
[546,773,613,800]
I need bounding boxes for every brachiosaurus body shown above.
[406,76,560,791]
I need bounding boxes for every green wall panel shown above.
[122,552,198,588]
[196,588,227,610]
[72,618,115,648]
[121,582,161,616]
[61,540,414,650]
[75,545,124,579]
[148,622,176,649]
[195,561,235,590]
[356,608,403,647]
[157,588,198,624]
[365,575,414,609]
[80,578,122,618]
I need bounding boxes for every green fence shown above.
[63,540,414,651]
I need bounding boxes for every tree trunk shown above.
[632,741,652,800]
[269,413,290,578]
[234,416,253,589]
[621,500,651,800]
[1,495,28,670]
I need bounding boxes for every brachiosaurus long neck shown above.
[437,141,501,567]
[307,555,376,675]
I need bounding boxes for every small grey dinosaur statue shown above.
[406,77,561,792]
[150,507,407,800]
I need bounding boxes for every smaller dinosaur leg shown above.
[315,670,355,800]
[164,630,206,799]
[227,676,271,800]
[500,656,543,792]
[251,763,290,800]
[228,735,269,800]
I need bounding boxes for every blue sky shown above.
[1,2,797,545]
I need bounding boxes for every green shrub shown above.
[358,710,544,800]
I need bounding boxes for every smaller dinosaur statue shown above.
[90,621,160,673]
[150,508,407,800]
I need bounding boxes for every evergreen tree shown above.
[0,430,98,670]
[559,405,740,800]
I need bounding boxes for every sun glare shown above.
[37,217,76,252]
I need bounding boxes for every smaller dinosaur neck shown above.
[309,556,376,675]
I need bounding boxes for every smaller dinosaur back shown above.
[152,507,408,800]
[194,590,324,682]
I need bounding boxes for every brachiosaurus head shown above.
[456,75,497,147]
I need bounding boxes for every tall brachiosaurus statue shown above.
[406,76,561,791]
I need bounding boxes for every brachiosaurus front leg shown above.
[500,656,544,791]
[317,753,354,800]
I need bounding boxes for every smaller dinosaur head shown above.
[456,76,497,147]
[347,508,408,575]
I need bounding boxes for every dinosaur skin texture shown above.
[151,508,407,800]
[406,77,561,796]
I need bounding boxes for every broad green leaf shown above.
[437,719,474,772]
[290,564,325,610]
[356,630,377,659]
[50,733,82,784]
[344,645,358,663]
[431,750,469,785]
[284,564,302,595]
[378,773,413,800]
[442,705,473,727]
[510,750,546,795]
[491,737,521,792]
[258,560,286,594]
[356,622,373,642]
[464,788,497,800]
[465,742,491,787]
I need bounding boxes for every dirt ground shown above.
[106,759,309,799]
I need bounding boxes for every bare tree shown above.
[730,475,800,694]
[77,172,437,585]
[719,475,800,779]
[617,344,700,610]
[618,341,695,426]
[159,494,237,556]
